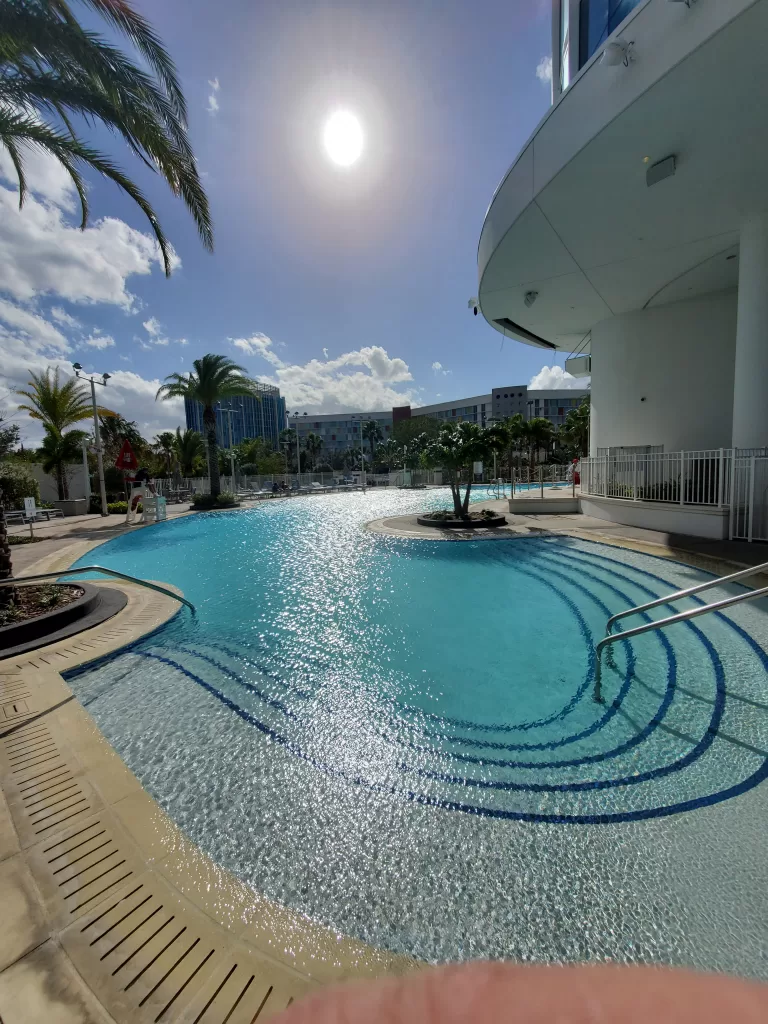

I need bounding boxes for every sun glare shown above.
[323,110,364,167]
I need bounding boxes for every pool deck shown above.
[2,496,767,1021]
[368,497,768,580]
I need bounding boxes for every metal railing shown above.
[582,449,733,507]
[605,560,768,635]
[0,567,195,615]
[593,566,768,703]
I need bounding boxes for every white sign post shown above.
[24,496,36,539]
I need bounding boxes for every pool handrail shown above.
[605,560,768,635]
[0,566,196,615]
[593,583,768,703]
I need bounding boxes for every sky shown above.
[0,0,585,447]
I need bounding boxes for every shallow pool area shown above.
[65,489,768,974]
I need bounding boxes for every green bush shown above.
[191,491,239,510]
[0,462,40,510]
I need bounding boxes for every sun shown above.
[322,110,364,167]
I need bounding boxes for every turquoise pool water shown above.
[66,488,768,972]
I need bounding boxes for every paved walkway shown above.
[7,506,195,575]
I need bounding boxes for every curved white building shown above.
[478,0,768,537]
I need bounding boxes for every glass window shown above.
[579,0,644,69]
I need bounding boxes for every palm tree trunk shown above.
[56,462,66,501]
[449,471,462,518]
[203,407,221,497]
[462,477,473,515]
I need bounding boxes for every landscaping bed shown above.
[417,510,507,529]
[0,582,128,657]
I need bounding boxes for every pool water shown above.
[67,488,768,973]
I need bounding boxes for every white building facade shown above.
[478,0,768,538]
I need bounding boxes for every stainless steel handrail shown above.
[606,560,768,634]
[0,566,196,615]
[593,585,768,703]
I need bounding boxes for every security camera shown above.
[601,39,634,66]
[468,297,479,316]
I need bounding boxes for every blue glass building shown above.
[184,384,286,449]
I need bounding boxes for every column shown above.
[732,213,768,449]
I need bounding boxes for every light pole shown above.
[73,363,109,517]
[81,438,91,502]
[289,414,301,483]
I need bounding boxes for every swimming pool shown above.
[67,488,768,974]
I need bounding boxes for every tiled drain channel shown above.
[2,720,312,1021]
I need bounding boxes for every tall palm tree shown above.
[15,367,107,433]
[362,420,383,465]
[304,432,323,471]
[156,355,262,497]
[15,367,113,498]
[0,0,212,275]
[173,427,204,476]
[39,427,87,499]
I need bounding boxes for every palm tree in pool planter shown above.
[422,421,506,518]
[156,356,261,498]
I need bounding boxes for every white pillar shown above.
[733,214,768,449]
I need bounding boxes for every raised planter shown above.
[52,498,89,516]
[0,583,128,659]
[416,513,507,529]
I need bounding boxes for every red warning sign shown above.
[114,439,139,471]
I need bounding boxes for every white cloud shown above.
[536,55,553,83]
[0,185,176,310]
[431,361,442,371]
[143,316,162,337]
[529,365,587,390]
[233,335,418,413]
[206,77,220,116]
[50,306,81,328]
[322,347,329,359]
[0,298,69,351]
[231,332,284,368]
[0,144,77,211]
[83,333,116,350]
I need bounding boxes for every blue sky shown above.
[0,0,580,445]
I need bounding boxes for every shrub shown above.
[0,462,40,510]
[191,491,239,510]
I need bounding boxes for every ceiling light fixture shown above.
[524,291,539,308]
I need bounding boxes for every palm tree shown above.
[362,420,383,465]
[494,413,526,479]
[15,367,113,498]
[173,427,204,476]
[421,421,506,518]
[39,427,87,499]
[98,413,145,463]
[304,433,323,471]
[15,367,107,433]
[156,355,262,497]
[525,417,555,468]
[153,431,176,475]
[278,427,297,471]
[1,0,212,275]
